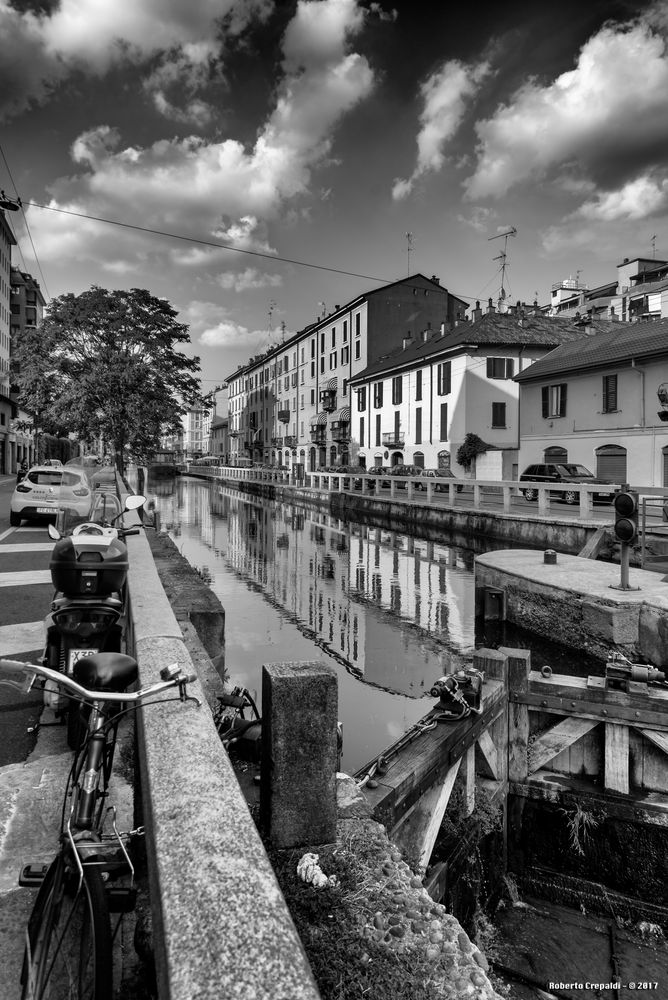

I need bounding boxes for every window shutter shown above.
[541,386,549,417]
[486,358,493,378]
[559,383,567,417]
[506,359,515,378]
[445,362,451,394]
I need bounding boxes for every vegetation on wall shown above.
[456,433,488,471]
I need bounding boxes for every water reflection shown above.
[149,476,483,771]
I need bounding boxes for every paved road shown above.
[0,475,59,767]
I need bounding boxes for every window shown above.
[357,386,367,410]
[321,332,325,352]
[311,361,315,377]
[415,407,422,444]
[359,416,365,445]
[375,414,381,446]
[300,370,304,384]
[329,352,336,369]
[311,389,315,405]
[343,320,348,341]
[355,313,360,337]
[487,357,515,379]
[541,384,568,418]
[602,374,618,412]
[437,361,451,395]
[355,341,361,360]
[311,339,316,358]
[392,375,403,405]
[331,328,336,347]
[373,382,383,408]
[415,370,422,401]
[341,346,349,365]
[439,402,448,441]
[492,402,506,428]
[300,394,304,409]
[320,357,325,373]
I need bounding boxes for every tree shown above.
[456,432,488,472]
[12,286,210,472]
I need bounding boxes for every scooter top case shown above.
[50,532,129,597]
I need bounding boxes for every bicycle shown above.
[0,652,200,1000]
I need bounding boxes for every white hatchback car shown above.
[10,465,92,527]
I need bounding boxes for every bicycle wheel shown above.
[22,854,113,1000]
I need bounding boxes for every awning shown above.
[329,407,350,422]
[310,412,328,427]
[325,378,338,391]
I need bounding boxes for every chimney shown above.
[335,304,340,311]
[470,300,483,323]
[487,297,495,314]
[609,305,617,321]
[431,275,440,285]
[402,332,414,350]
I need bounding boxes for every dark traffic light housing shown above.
[613,490,639,544]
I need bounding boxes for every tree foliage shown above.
[456,432,488,471]
[12,286,209,471]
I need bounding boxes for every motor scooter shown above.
[44,491,146,748]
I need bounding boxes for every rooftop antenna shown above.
[318,301,326,320]
[405,232,414,276]
[488,226,517,307]
[651,234,657,258]
[268,298,277,331]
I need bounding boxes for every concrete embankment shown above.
[475,549,668,665]
[147,529,504,1000]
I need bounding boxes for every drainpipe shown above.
[631,359,645,426]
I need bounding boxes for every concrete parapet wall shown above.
[126,528,321,1000]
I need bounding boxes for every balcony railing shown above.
[382,431,405,448]
[310,430,327,444]
[319,390,336,412]
[331,421,350,443]
[271,436,283,447]
[278,409,291,423]
[284,436,297,449]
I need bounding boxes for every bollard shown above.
[544,549,557,565]
[260,661,338,848]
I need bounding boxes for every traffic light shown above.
[613,490,639,544]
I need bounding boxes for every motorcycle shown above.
[44,491,146,748]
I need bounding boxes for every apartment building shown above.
[547,257,668,323]
[226,274,467,470]
[0,212,16,473]
[348,302,623,478]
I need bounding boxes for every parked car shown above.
[415,468,464,492]
[366,466,392,487]
[519,463,616,504]
[10,465,92,526]
[388,464,423,488]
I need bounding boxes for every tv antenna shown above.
[268,299,277,330]
[405,232,414,276]
[651,234,657,258]
[488,226,517,305]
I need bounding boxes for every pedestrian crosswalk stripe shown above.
[0,621,44,656]
[0,544,54,554]
[0,571,52,588]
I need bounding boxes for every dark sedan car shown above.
[519,463,617,504]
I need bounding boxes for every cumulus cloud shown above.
[575,173,668,222]
[0,0,263,120]
[392,59,490,200]
[22,0,373,273]
[182,300,275,348]
[465,14,668,208]
[217,268,283,292]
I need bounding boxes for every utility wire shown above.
[0,147,50,299]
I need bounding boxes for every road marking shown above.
[0,528,16,543]
[0,571,52,588]
[0,544,54,554]
[0,621,44,656]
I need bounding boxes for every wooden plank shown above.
[504,649,531,785]
[462,744,476,816]
[510,779,668,826]
[640,729,668,756]
[582,728,602,778]
[472,648,508,683]
[476,729,499,780]
[604,723,629,794]
[392,759,462,870]
[529,717,599,774]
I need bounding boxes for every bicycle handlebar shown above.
[0,658,199,705]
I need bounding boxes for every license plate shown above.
[67,648,99,673]
[37,507,56,513]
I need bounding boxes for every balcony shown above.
[319,390,336,412]
[310,429,327,444]
[284,435,297,449]
[228,430,239,438]
[331,420,350,443]
[278,409,291,423]
[382,431,405,449]
[271,436,283,447]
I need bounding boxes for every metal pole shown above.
[620,541,630,590]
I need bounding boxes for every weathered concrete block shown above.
[336,772,372,819]
[639,603,668,667]
[582,600,640,654]
[261,661,338,848]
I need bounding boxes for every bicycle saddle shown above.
[73,652,138,692]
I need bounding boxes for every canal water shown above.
[146,473,602,774]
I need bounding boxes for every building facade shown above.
[226,274,468,471]
[10,266,46,468]
[347,303,621,478]
[0,213,17,474]
[516,317,668,487]
[547,257,668,323]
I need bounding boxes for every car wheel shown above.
[563,490,578,505]
[523,488,537,501]
[10,511,21,526]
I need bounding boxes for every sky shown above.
[2,0,668,400]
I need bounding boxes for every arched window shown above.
[595,444,627,483]
[437,450,451,470]
[413,451,425,469]
[544,446,567,463]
